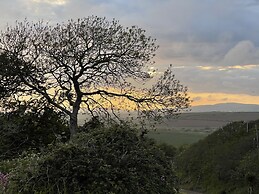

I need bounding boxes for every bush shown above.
[0,172,8,193]
[158,143,178,160]
[0,107,69,160]
[7,124,178,194]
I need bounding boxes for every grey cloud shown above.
[1,0,259,97]
[104,0,259,67]
[0,0,27,28]
[0,0,68,29]
[244,0,259,6]
[221,40,259,66]
[2,0,259,46]
[158,41,233,64]
[171,66,259,96]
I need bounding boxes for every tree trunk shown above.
[69,113,78,136]
[69,90,82,137]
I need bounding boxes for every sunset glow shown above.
[190,92,259,106]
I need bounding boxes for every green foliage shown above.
[0,107,69,160]
[177,120,259,193]
[158,143,178,160]
[7,124,178,194]
[237,150,259,193]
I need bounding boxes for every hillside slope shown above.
[177,119,259,194]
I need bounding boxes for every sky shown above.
[1,0,259,106]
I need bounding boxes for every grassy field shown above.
[78,112,259,147]
[158,112,259,129]
[147,112,259,147]
[148,129,208,147]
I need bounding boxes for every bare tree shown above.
[0,16,190,136]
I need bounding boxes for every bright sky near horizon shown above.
[1,0,259,106]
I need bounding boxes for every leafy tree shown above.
[7,124,178,194]
[0,16,190,136]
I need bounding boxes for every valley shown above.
[149,112,259,146]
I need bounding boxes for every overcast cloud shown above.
[1,0,259,102]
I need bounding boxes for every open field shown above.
[158,112,259,130]
[148,112,259,146]
[78,112,259,147]
[148,129,207,147]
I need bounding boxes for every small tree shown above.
[0,16,190,136]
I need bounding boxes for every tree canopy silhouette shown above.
[0,16,190,136]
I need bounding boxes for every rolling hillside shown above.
[177,119,259,193]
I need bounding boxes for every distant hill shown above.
[191,103,259,112]
[77,103,259,126]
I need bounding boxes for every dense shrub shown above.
[158,143,178,160]
[0,107,69,160]
[7,124,178,194]
[0,172,8,193]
